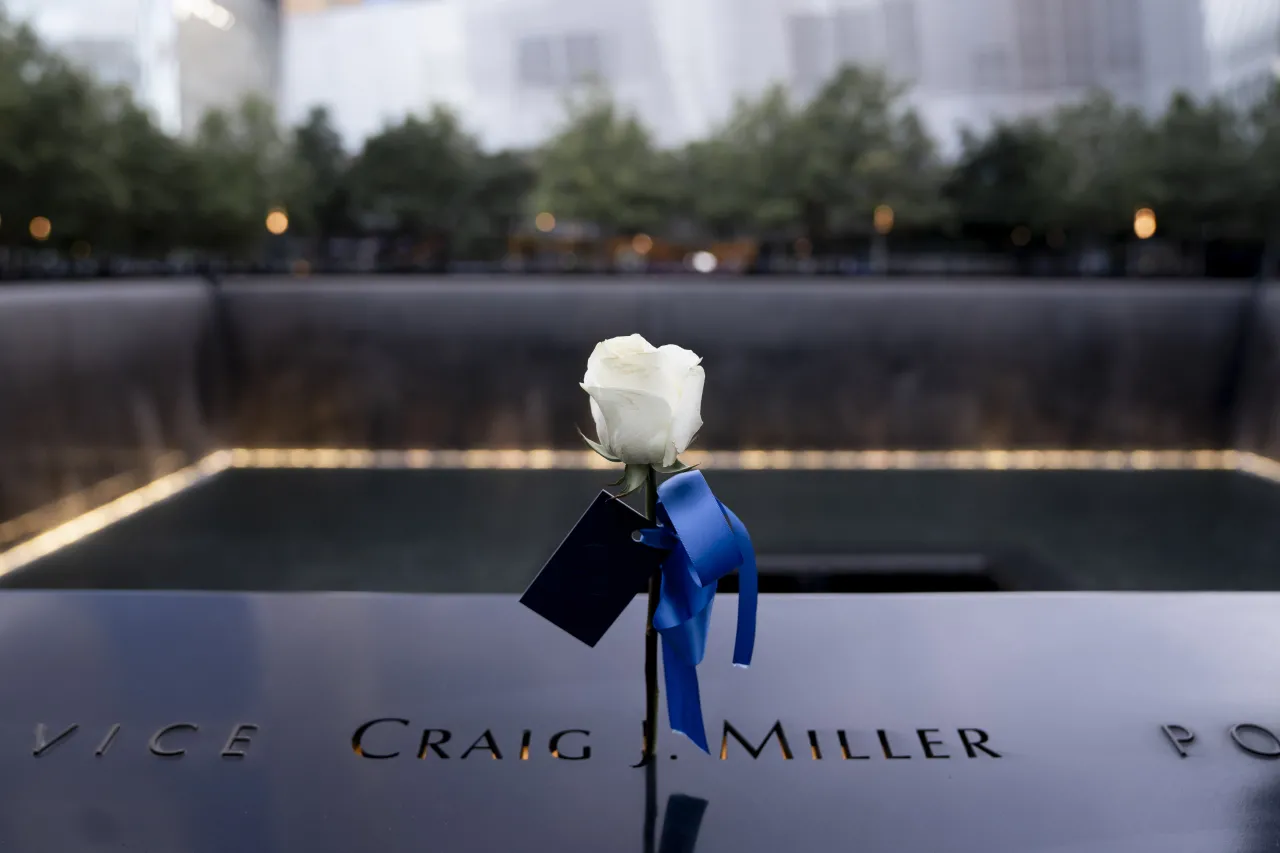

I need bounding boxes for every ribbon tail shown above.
[721,504,757,667]
[661,635,709,753]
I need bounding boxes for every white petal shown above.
[654,344,701,376]
[589,396,610,450]
[655,345,702,430]
[582,385,672,465]
[602,334,656,357]
[583,335,655,386]
[668,364,704,461]
[593,351,676,403]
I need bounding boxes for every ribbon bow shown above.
[635,470,757,752]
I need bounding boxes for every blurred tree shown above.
[104,95,201,257]
[944,119,1067,239]
[1246,84,1280,270]
[286,106,352,245]
[793,66,947,239]
[684,85,804,239]
[187,96,299,259]
[4,8,1277,273]
[878,110,951,232]
[347,106,481,262]
[1147,93,1250,244]
[470,149,536,250]
[1047,93,1154,241]
[532,90,678,235]
[0,17,127,252]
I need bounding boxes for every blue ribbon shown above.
[636,470,757,752]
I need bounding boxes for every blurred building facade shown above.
[1204,0,1280,110]
[283,0,1208,155]
[772,0,1207,151]
[1,0,281,136]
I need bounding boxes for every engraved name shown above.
[349,720,1002,764]
[26,720,1005,764]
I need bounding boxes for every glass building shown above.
[2,0,281,136]
[283,0,1208,155]
[769,0,1207,152]
[1204,0,1280,109]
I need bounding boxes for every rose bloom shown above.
[581,334,704,466]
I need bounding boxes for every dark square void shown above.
[4,468,1280,592]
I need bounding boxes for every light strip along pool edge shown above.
[1,448,1276,578]
[225,448,1248,474]
[0,452,232,576]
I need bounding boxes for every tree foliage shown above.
[348,107,478,239]
[946,120,1067,236]
[287,106,351,243]
[0,17,127,251]
[1047,94,1154,239]
[531,90,679,235]
[685,86,805,238]
[791,66,946,236]
[1146,94,1251,241]
[3,7,1280,269]
[1249,87,1280,250]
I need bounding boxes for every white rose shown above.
[581,334,705,467]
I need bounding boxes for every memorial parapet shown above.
[3,592,1280,851]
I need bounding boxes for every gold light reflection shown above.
[265,208,289,235]
[1134,208,1157,240]
[873,205,894,235]
[0,469,137,547]
[7,447,1280,575]
[0,451,230,577]
[220,448,1253,475]
[1238,452,1280,482]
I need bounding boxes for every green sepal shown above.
[612,463,650,498]
[577,427,621,463]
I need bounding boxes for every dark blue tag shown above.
[520,491,662,647]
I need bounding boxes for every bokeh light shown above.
[1134,208,1156,240]
[265,208,289,235]
[535,212,556,233]
[631,233,653,255]
[28,216,51,241]
[873,205,895,235]
[692,251,718,273]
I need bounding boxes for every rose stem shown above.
[644,464,660,763]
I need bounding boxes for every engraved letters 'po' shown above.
[1162,722,1280,759]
